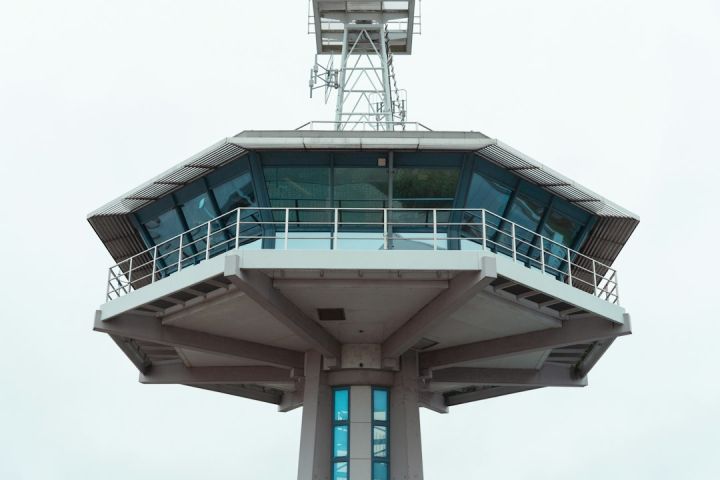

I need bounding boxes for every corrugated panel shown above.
[88,141,247,265]
[476,142,639,269]
[88,140,246,216]
[579,216,638,268]
[88,214,147,263]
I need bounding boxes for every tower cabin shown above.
[90,129,637,480]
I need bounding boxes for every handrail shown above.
[105,207,620,306]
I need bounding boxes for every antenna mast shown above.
[308,1,421,131]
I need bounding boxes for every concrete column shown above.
[390,352,424,480]
[349,386,373,480]
[298,351,332,480]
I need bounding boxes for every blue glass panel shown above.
[506,192,545,232]
[264,166,331,208]
[373,462,388,480]
[392,168,459,211]
[143,209,183,276]
[466,171,512,215]
[333,425,349,458]
[373,389,388,422]
[541,209,582,273]
[144,209,183,247]
[181,192,217,228]
[334,389,349,422]
[212,172,255,214]
[505,192,546,265]
[334,167,387,209]
[373,426,388,458]
[333,461,349,480]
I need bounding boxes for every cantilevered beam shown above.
[382,257,497,358]
[420,314,631,370]
[190,384,282,405]
[418,391,448,414]
[279,388,304,413]
[445,386,541,407]
[575,338,616,378]
[94,312,305,370]
[140,364,295,385]
[224,255,341,358]
[429,364,586,388]
[109,335,151,374]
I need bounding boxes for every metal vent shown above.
[317,308,346,321]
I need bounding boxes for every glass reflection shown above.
[373,389,388,422]
[373,462,388,480]
[333,461,348,480]
[334,388,349,421]
[333,425,348,458]
[373,426,388,458]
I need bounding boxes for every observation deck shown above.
[91,129,636,409]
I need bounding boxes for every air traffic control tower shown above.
[89,2,638,479]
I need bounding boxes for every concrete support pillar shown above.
[349,386,373,479]
[390,352,424,480]
[298,351,332,480]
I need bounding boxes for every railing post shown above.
[205,221,212,260]
[566,246,573,287]
[511,223,517,261]
[613,271,620,305]
[383,208,388,250]
[127,256,134,290]
[177,234,183,272]
[592,260,598,297]
[481,209,487,250]
[235,208,241,250]
[151,245,158,283]
[540,237,545,274]
[333,208,339,250]
[432,209,437,250]
[106,267,112,301]
[284,208,290,250]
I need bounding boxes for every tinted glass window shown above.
[212,172,255,214]
[466,171,512,215]
[507,192,545,232]
[392,168,459,209]
[180,192,217,228]
[334,388,349,421]
[143,209,183,252]
[264,166,331,208]
[334,167,387,208]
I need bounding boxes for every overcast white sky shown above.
[1,0,719,478]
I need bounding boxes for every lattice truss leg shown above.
[310,25,407,131]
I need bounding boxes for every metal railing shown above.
[295,121,432,131]
[308,0,422,35]
[106,207,620,306]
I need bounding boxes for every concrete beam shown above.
[382,257,497,358]
[429,364,587,388]
[327,369,395,387]
[94,311,305,370]
[445,386,541,407]
[576,338,616,378]
[190,384,282,405]
[418,391,448,414]
[224,255,341,358]
[420,314,631,370]
[279,388,304,413]
[109,334,151,374]
[139,364,295,385]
